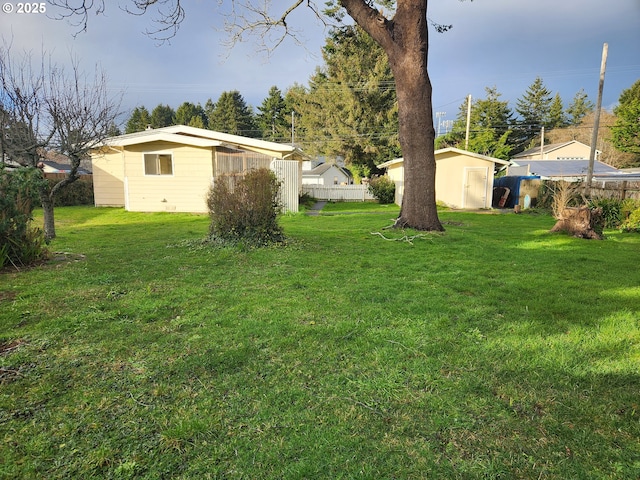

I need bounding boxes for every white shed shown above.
[378,147,510,209]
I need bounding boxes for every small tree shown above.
[207,168,285,247]
[0,45,121,242]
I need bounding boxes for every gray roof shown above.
[305,163,352,177]
[510,160,618,177]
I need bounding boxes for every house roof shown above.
[512,140,599,159]
[377,147,511,169]
[100,125,301,156]
[303,163,352,177]
[40,160,91,175]
[509,159,619,177]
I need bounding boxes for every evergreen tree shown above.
[612,79,640,155]
[175,102,207,128]
[289,25,399,178]
[440,86,514,159]
[566,88,594,126]
[256,86,289,141]
[209,91,258,137]
[204,98,216,130]
[548,93,567,128]
[514,77,553,149]
[125,106,151,133]
[150,104,175,128]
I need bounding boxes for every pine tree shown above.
[442,86,514,159]
[612,79,640,155]
[256,86,289,141]
[175,102,207,128]
[288,25,399,178]
[547,93,567,128]
[150,104,175,128]
[514,77,553,149]
[125,106,151,133]
[209,91,258,137]
[566,89,594,126]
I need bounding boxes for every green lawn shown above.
[1,206,639,479]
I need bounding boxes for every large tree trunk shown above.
[341,0,443,231]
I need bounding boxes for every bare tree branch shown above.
[221,0,330,56]
[47,0,106,36]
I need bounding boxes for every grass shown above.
[1,206,639,479]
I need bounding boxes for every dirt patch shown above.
[0,338,27,356]
[0,291,17,303]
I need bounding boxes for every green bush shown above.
[368,176,396,204]
[621,198,640,220]
[206,168,285,248]
[588,197,623,229]
[621,207,640,232]
[48,178,94,206]
[0,168,49,269]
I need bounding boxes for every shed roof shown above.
[377,147,510,169]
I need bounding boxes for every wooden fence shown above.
[44,173,93,183]
[302,184,376,202]
[588,180,640,200]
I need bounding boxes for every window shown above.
[144,153,173,175]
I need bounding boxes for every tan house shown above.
[377,147,510,209]
[511,140,599,161]
[90,125,305,213]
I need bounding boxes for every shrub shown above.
[206,168,285,248]
[588,197,623,229]
[621,206,640,233]
[621,198,640,220]
[48,178,94,206]
[368,176,396,204]
[0,168,49,269]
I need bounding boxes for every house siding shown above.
[124,141,214,213]
[516,142,592,160]
[92,149,126,207]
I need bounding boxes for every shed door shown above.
[463,167,488,209]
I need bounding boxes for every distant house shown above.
[90,125,305,213]
[378,147,510,209]
[511,140,599,161]
[302,163,353,186]
[39,160,91,176]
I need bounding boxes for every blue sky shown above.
[1,0,638,128]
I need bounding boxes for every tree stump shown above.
[550,207,604,239]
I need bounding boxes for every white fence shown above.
[271,159,300,213]
[302,184,376,201]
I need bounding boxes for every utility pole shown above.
[586,43,608,196]
[464,94,472,150]
[291,110,295,146]
[540,126,545,159]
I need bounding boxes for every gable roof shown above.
[303,163,352,177]
[509,159,619,177]
[377,147,510,169]
[99,125,302,157]
[512,140,598,159]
